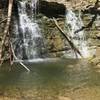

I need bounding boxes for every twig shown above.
[53,17,82,57]
[0,18,7,24]
[8,32,13,65]
[10,42,30,72]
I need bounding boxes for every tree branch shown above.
[0,18,7,24]
[53,17,82,58]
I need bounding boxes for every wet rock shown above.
[90,57,100,65]
[96,33,100,39]
[0,91,4,96]
[96,64,100,68]
[95,64,100,73]
[90,47,100,66]
[90,47,100,65]
[95,70,100,73]
[95,47,100,57]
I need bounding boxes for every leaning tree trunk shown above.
[39,0,66,17]
[0,0,13,65]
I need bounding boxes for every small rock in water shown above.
[96,64,100,68]
[95,65,100,73]
[97,7,100,10]
[96,33,100,39]
[90,57,100,65]
[95,47,100,57]
[58,96,72,100]
[0,91,4,95]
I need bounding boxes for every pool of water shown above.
[0,59,100,100]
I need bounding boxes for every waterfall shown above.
[12,0,46,61]
[11,0,94,61]
[65,9,90,58]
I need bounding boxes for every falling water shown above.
[12,0,46,61]
[65,9,90,58]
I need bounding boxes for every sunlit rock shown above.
[59,96,72,100]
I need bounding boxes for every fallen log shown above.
[53,17,82,58]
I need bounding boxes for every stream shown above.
[0,59,100,100]
[0,0,100,99]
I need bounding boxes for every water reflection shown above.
[0,59,100,100]
[0,59,89,87]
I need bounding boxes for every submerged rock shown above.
[90,56,100,66]
[58,96,72,100]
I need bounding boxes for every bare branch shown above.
[53,17,82,57]
[0,18,7,24]
[10,42,30,72]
